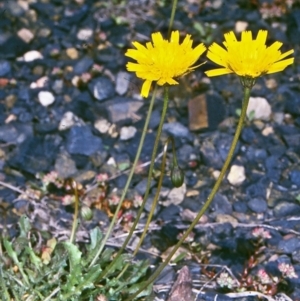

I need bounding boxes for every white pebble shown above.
[120,126,137,140]
[227,165,246,186]
[38,91,55,107]
[24,50,43,62]
[247,97,272,121]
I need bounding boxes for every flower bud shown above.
[81,206,93,221]
[171,165,184,187]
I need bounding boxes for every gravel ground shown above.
[0,0,300,300]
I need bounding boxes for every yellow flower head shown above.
[125,30,206,98]
[205,30,294,78]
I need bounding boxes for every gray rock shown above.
[163,122,190,138]
[66,126,102,156]
[274,201,300,217]
[0,123,32,144]
[247,197,267,213]
[89,77,115,101]
[73,57,94,74]
[101,97,143,124]
[116,71,130,95]
[278,237,300,254]
[0,60,11,76]
[120,126,137,140]
[55,152,77,178]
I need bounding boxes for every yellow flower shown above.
[125,30,206,98]
[205,30,294,78]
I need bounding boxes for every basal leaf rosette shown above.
[125,30,206,97]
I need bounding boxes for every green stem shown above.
[117,135,174,280]
[168,0,178,38]
[69,180,79,244]
[89,85,158,268]
[97,86,169,279]
[124,86,252,301]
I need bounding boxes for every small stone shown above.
[77,28,93,41]
[59,111,83,131]
[164,183,186,206]
[17,28,34,43]
[188,94,208,131]
[55,152,77,178]
[66,48,79,59]
[66,126,103,156]
[94,119,111,134]
[38,91,55,107]
[23,50,43,62]
[163,122,189,138]
[247,97,272,121]
[227,165,246,186]
[89,77,115,101]
[116,71,130,95]
[247,197,267,213]
[215,214,238,226]
[235,21,248,32]
[278,238,300,254]
[274,201,300,217]
[262,126,274,136]
[290,170,300,186]
[0,60,11,76]
[120,126,137,140]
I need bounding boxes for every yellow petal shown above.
[205,68,232,77]
[141,80,152,97]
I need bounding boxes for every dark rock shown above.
[0,123,33,144]
[233,200,248,213]
[54,152,77,178]
[157,204,180,221]
[247,197,267,213]
[200,140,222,169]
[273,201,300,217]
[278,237,300,254]
[216,134,240,162]
[0,60,11,76]
[9,135,61,174]
[88,77,115,101]
[210,192,232,215]
[135,178,156,195]
[290,170,300,186]
[66,126,103,156]
[73,57,94,75]
[0,35,29,59]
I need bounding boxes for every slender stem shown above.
[89,85,158,268]
[97,86,169,279]
[117,135,173,280]
[69,180,79,244]
[124,86,252,301]
[168,0,178,38]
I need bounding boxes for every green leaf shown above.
[19,215,31,237]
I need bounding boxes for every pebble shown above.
[66,48,79,59]
[273,201,300,217]
[59,111,84,131]
[23,50,43,62]
[247,197,267,213]
[163,122,190,138]
[66,126,103,156]
[55,152,78,178]
[38,91,55,107]
[77,28,93,41]
[94,119,111,134]
[235,21,248,32]
[89,77,115,101]
[227,165,246,186]
[116,71,130,95]
[120,126,137,140]
[17,28,34,43]
[247,97,272,121]
[0,60,11,76]
[164,183,186,206]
